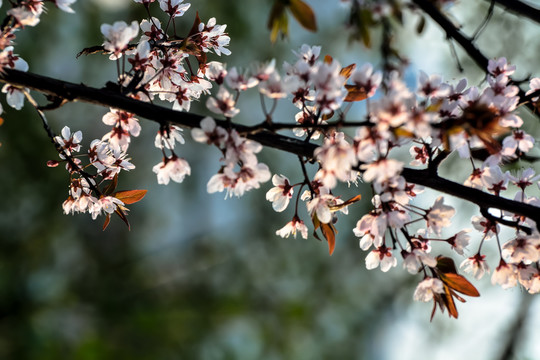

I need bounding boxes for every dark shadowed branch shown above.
[1,68,540,226]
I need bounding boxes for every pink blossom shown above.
[460,253,490,279]
[361,158,404,186]
[101,21,139,60]
[206,86,240,117]
[99,196,125,214]
[417,70,449,98]
[55,126,83,157]
[350,63,382,98]
[276,216,308,239]
[2,84,26,110]
[446,230,471,255]
[472,215,499,240]
[365,246,397,272]
[53,0,77,13]
[155,124,185,150]
[191,116,228,147]
[491,260,518,289]
[225,67,258,91]
[413,277,445,302]
[266,174,294,212]
[198,17,231,56]
[153,155,191,185]
[502,235,540,264]
[159,0,190,18]
[425,196,455,235]
[487,57,516,79]
[501,130,535,156]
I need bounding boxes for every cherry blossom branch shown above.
[2,67,540,226]
[412,0,536,111]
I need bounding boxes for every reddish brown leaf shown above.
[344,85,368,102]
[329,194,361,211]
[115,207,131,230]
[321,110,334,120]
[324,54,333,64]
[114,189,148,205]
[289,0,317,32]
[103,173,119,196]
[340,63,356,81]
[436,256,458,274]
[102,214,111,231]
[188,11,203,37]
[443,285,459,319]
[321,222,337,255]
[440,273,480,297]
[311,213,337,254]
[268,1,288,43]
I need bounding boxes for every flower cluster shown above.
[192,117,270,197]
[2,0,540,320]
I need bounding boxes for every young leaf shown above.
[440,273,480,297]
[344,85,368,102]
[114,189,148,205]
[321,222,337,255]
[268,1,288,43]
[102,214,111,231]
[340,63,356,81]
[329,194,361,211]
[289,0,317,32]
[311,213,337,254]
[103,173,119,196]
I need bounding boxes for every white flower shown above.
[501,130,535,156]
[350,63,382,98]
[365,246,397,272]
[155,125,185,150]
[491,260,518,289]
[2,84,26,110]
[101,21,139,60]
[425,196,455,235]
[276,217,308,239]
[266,174,294,212]
[206,87,240,117]
[191,116,228,147]
[53,0,77,13]
[159,0,190,17]
[460,254,490,280]
[447,230,471,255]
[413,278,445,302]
[153,155,191,185]
[99,196,125,214]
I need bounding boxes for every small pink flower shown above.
[153,155,191,185]
[491,260,517,289]
[460,253,490,280]
[365,245,397,272]
[425,196,455,235]
[266,174,294,212]
[276,216,308,239]
[206,86,240,117]
[413,277,445,302]
[101,21,139,60]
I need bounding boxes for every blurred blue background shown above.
[0,0,538,359]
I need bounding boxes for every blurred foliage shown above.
[0,0,538,359]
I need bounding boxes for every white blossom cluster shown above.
[1,0,539,319]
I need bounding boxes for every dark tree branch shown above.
[490,0,540,25]
[412,0,489,71]
[411,0,536,113]
[1,68,540,225]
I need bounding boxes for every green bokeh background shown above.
[0,1,538,359]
